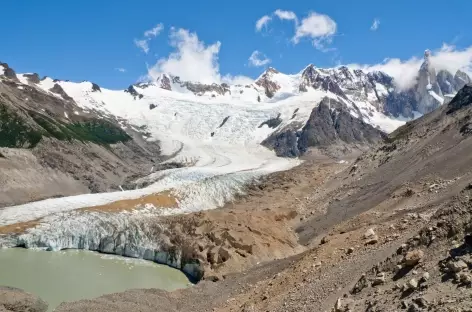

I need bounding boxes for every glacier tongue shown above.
[5,210,203,280]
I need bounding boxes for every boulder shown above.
[407,278,418,290]
[404,249,424,267]
[372,272,386,286]
[448,259,468,273]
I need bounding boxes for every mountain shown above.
[0,55,470,213]
[0,62,161,207]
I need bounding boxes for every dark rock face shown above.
[125,85,144,99]
[262,97,385,157]
[261,125,301,158]
[158,74,172,91]
[446,84,472,115]
[314,76,348,100]
[298,98,384,153]
[218,116,230,128]
[437,70,456,95]
[258,114,282,129]
[255,67,281,98]
[415,50,443,113]
[24,73,41,84]
[367,71,394,87]
[91,82,101,92]
[0,63,19,81]
[385,90,416,118]
[183,81,230,96]
[157,74,230,96]
[149,104,157,110]
[455,70,472,90]
[49,84,74,102]
[0,286,48,312]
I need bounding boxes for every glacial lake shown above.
[0,248,191,311]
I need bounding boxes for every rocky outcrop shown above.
[262,97,384,157]
[415,50,443,113]
[49,83,74,102]
[258,114,282,129]
[91,82,101,92]
[446,84,472,115]
[455,70,472,89]
[155,73,230,96]
[261,124,301,158]
[24,73,41,84]
[183,81,230,96]
[0,286,48,312]
[255,67,281,98]
[125,85,143,99]
[437,70,456,95]
[385,89,416,118]
[157,74,172,91]
[298,98,384,153]
[0,63,19,81]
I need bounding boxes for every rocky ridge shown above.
[0,64,163,206]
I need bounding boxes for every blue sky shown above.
[1,0,471,89]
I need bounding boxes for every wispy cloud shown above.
[370,18,380,31]
[115,68,127,73]
[255,15,272,32]
[135,23,165,54]
[144,23,164,38]
[134,39,150,54]
[248,50,271,67]
[274,9,298,23]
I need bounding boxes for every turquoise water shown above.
[0,248,190,311]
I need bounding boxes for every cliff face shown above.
[262,97,385,157]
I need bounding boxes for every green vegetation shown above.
[30,111,131,145]
[66,119,131,144]
[0,102,43,148]
[0,101,130,148]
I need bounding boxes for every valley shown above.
[1,52,472,312]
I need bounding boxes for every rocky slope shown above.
[0,63,162,206]
[262,97,385,157]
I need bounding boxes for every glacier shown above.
[0,66,417,279]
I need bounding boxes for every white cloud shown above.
[431,44,472,75]
[144,23,164,38]
[115,68,127,73]
[256,15,272,32]
[293,12,337,45]
[135,23,164,54]
[248,50,271,67]
[134,39,150,54]
[147,28,252,85]
[256,10,297,32]
[222,74,254,85]
[274,9,298,22]
[370,19,380,31]
[348,44,472,90]
[349,57,421,90]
